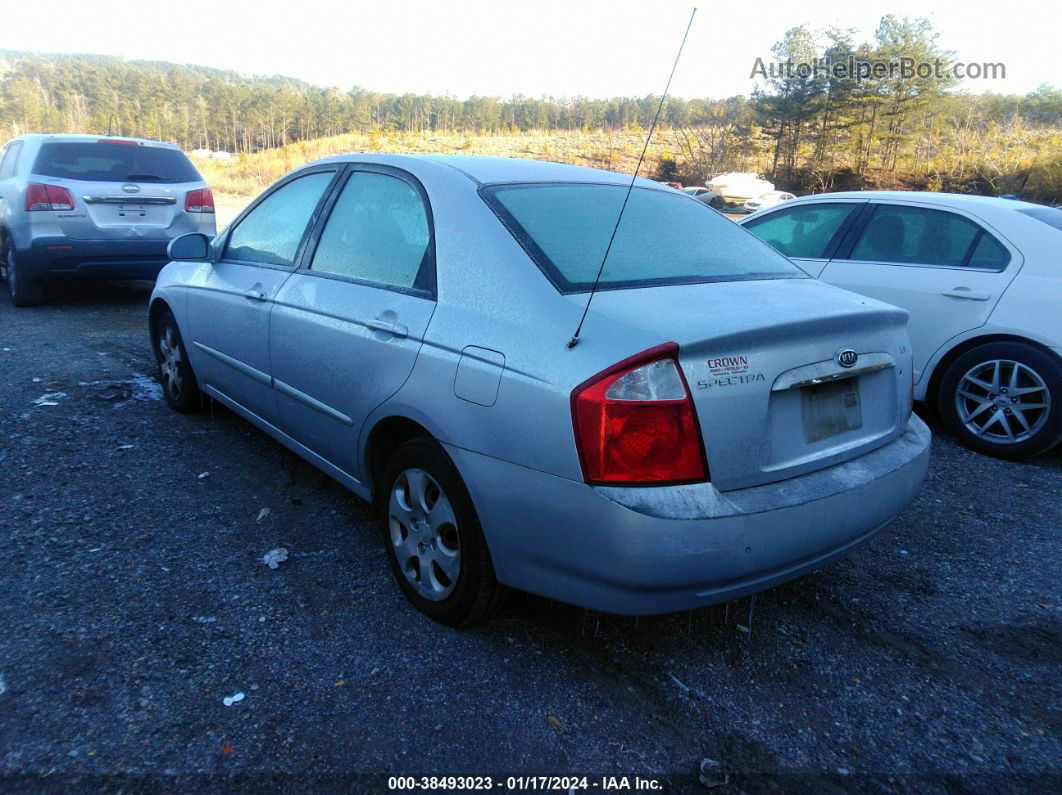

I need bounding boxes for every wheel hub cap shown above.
[388,468,460,601]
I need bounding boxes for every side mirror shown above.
[168,233,212,261]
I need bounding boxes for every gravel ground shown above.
[1,281,1059,793]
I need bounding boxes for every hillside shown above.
[3,33,1061,205]
[194,128,673,198]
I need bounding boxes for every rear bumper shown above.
[444,415,931,615]
[21,237,172,281]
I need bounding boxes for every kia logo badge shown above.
[836,349,858,368]
[122,184,140,194]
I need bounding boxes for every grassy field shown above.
[196,127,678,218]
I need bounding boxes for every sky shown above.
[0,0,1049,99]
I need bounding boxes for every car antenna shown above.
[567,7,697,350]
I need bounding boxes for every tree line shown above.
[1,15,1060,202]
[669,16,1061,201]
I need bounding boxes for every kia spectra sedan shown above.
[149,155,931,625]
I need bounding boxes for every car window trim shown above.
[218,166,342,270]
[296,163,438,301]
[835,202,1012,272]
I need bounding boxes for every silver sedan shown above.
[150,155,930,625]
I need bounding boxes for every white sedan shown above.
[743,191,796,213]
[740,191,1062,458]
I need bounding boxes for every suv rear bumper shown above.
[21,237,171,281]
[444,416,931,615]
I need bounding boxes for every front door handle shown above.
[941,287,991,301]
[243,288,267,302]
[366,318,408,339]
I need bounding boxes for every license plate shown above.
[801,378,862,443]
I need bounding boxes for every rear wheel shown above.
[938,341,1062,458]
[3,241,44,307]
[377,437,508,626]
[153,309,202,412]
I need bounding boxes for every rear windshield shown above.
[32,142,202,184]
[482,183,803,292]
[1017,206,1062,232]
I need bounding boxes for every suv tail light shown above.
[25,183,75,212]
[571,342,708,485]
[184,188,215,213]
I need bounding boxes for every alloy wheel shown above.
[955,359,1051,444]
[388,468,461,601]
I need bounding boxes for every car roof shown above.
[791,190,1044,212]
[10,133,182,149]
[303,153,662,188]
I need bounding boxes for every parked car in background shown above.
[150,155,929,625]
[744,190,796,213]
[740,192,1062,458]
[659,180,684,190]
[707,172,774,206]
[683,186,712,198]
[0,134,216,306]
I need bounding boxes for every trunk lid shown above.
[579,278,913,491]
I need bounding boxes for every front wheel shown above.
[377,437,508,626]
[152,309,202,413]
[938,341,1062,459]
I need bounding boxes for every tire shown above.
[152,309,202,413]
[376,437,508,626]
[3,241,44,307]
[708,194,726,210]
[938,341,1062,459]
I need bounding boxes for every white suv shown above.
[0,134,216,306]
[741,192,1062,458]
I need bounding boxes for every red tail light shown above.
[25,183,75,211]
[97,139,138,146]
[184,188,215,214]
[571,342,708,485]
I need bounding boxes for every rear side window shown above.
[32,142,202,183]
[483,183,802,292]
[744,203,856,258]
[850,205,1007,269]
[0,142,23,179]
[225,171,335,267]
[310,171,433,293]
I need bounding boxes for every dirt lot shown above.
[1,281,1059,792]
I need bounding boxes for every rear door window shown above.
[743,203,857,259]
[309,171,434,294]
[224,171,335,267]
[32,142,202,183]
[0,142,23,179]
[848,204,1008,269]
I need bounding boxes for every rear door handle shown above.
[366,319,408,339]
[941,287,991,301]
[243,288,267,302]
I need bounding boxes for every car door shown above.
[741,199,866,276]
[818,201,1022,384]
[184,168,339,424]
[269,165,437,481]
